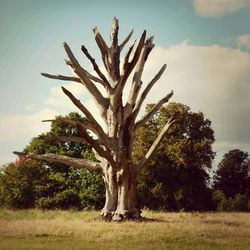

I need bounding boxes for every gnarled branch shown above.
[121,30,146,85]
[13,151,101,172]
[81,45,110,89]
[76,124,116,168]
[61,87,111,144]
[93,27,109,73]
[61,86,103,130]
[125,37,154,116]
[41,73,81,83]
[41,71,104,88]
[63,42,107,108]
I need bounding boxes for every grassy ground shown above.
[0,210,249,250]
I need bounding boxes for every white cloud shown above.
[0,108,60,165]
[0,108,59,142]
[45,82,84,108]
[192,0,250,17]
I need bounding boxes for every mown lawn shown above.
[0,209,249,250]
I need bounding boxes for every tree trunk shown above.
[101,161,140,221]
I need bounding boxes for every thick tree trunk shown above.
[101,161,140,221]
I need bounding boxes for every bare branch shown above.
[41,70,105,90]
[119,29,134,51]
[83,69,106,86]
[76,124,116,168]
[110,17,119,49]
[122,40,136,71]
[13,151,102,172]
[42,116,113,154]
[126,37,154,114]
[93,27,109,54]
[93,27,109,72]
[109,17,121,82]
[42,117,114,165]
[41,73,81,83]
[61,86,109,141]
[62,86,95,120]
[81,45,110,89]
[132,64,167,120]
[115,32,146,96]
[129,30,147,69]
[136,116,176,171]
[122,31,146,83]
[63,42,107,107]
[134,90,174,132]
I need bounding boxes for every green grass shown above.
[0,209,249,250]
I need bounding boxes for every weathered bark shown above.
[14,18,176,221]
[100,161,140,221]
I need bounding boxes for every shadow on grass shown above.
[101,216,167,223]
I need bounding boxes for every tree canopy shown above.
[213,149,249,197]
[0,112,104,210]
[133,102,216,211]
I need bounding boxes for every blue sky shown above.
[0,0,250,167]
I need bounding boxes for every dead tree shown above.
[14,18,175,221]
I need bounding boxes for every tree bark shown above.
[101,161,140,221]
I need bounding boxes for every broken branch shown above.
[13,151,102,172]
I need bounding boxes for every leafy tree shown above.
[133,103,215,211]
[213,190,249,211]
[213,149,249,198]
[0,159,47,209]
[25,112,105,210]
[0,112,104,209]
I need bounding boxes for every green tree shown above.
[25,112,105,210]
[0,112,105,210]
[0,159,47,209]
[213,149,249,198]
[133,102,215,211]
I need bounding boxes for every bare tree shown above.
[14,18,175,221]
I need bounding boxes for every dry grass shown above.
[0,209,249,250]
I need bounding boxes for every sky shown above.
[0,0,250,169]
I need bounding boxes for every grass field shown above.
[0,209,249,250]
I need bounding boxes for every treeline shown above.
[0,103,249,211]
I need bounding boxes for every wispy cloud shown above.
[192,0,250,17]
